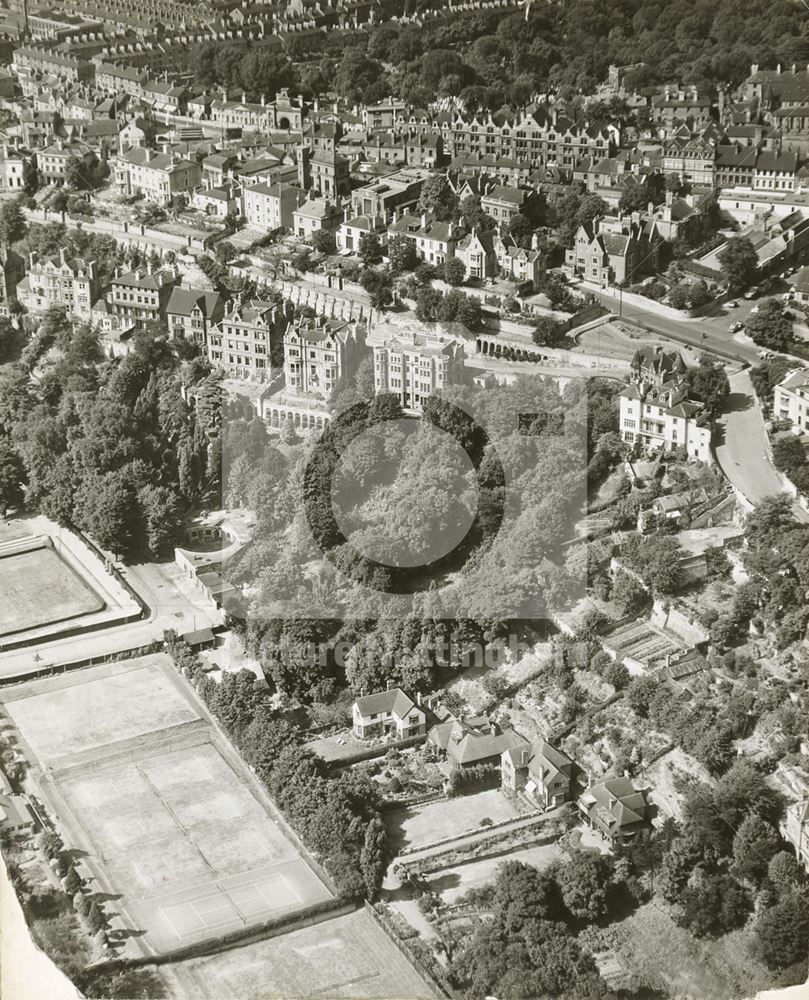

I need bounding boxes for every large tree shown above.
[416,175,460,222]
[745,299,793,352]
[718,236,759,291]
[0,198,28,246]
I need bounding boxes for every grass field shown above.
[2,658,333,954]
[0,545,103,637]
[4,657,199,765]
[387,789,520,852]
[162,908,437,999]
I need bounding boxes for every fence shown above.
[75,897,359,989]
[363,902,449,999]
[0,640,164,687]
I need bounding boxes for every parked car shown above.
[744,286,760,299]
[729,321,744,333]
[783,291,794,301]
[726,299,739,308]
[758,349,774,359]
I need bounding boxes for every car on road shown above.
[758,350,774,359]
[729,321,744,333]
[726,299,739,308]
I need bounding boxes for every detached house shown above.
[494,231,545,289]
[566,215,662,286]
[773,367,809,434]
[352,688,427,741]
[578,776,652,845]
[292,197,343,242]
[414,215,465,266]
[113,147,201,204]
[428,715,524,769]
[619,346,713,462]
[455,228,498,281]
[501,738,576,808]
[481,183,538,224]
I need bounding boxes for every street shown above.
[588,285,765,365]
[714,369,809,521]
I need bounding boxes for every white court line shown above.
[191,895,235,918]
[158,905,187,942]
[255,872,301,910]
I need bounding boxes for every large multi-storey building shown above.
[297,122,351,198]
[393,104,616,169]
[17,250,99,319]
[372,325,465,414]
[618,346,713,462]
[113,147,201,204]
[283,316,366,400]
[108,267,178,329]
[207,299,282,383]
[242,181,303,232]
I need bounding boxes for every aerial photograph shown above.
[0,0,808,998]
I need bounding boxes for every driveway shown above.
[714,369,809,520]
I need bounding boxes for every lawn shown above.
[0,545,103,636]
[161,908,437,999]
[387,789,520,852]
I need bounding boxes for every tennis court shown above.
[58,741,333,952]
[3,658,200,765]
[2,659,333,954]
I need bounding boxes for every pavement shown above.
[714,369,809,520]
[587,286,763,365]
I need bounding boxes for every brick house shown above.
[165,287,224,343]
[578,776,652,845]
[352,688,427,741]
[501,738,576,808]
[619,346,713,462]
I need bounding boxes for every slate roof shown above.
[355,688,415,720]
[166,287,221,318]
[579,777,650,832]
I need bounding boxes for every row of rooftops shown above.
[353,687,650,832]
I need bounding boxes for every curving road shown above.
[714,370,809,520]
